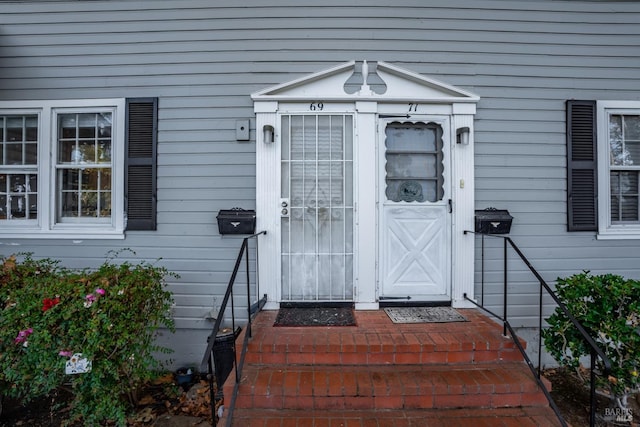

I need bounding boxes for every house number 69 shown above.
[310,102,324,111]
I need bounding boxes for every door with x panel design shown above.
[379,118,451,302]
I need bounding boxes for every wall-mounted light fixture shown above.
[456,126,470,145]
[263,125,274,144]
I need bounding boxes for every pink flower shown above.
[95,288,105,296]
[84,294,96,308]
[14,328,33,344]
[59,350,73,357]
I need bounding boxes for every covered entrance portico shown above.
[253,61,479,309]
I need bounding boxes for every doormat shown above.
[274,307,356,327]
[384,307,468,324]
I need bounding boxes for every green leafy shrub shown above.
[543,271,640,409]
[0,252,176,426]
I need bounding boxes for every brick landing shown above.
[219,309,562,426]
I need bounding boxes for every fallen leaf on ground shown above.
[131,407,155,423]
[137,394,156,406]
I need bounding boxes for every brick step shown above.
[244,313,523,367]
[222,406,563,427]
[231,362,550,411]
[220,310,556,425]
[244,345,524,366]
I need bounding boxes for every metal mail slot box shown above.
[216,208,256,235]
[474,208,513,234]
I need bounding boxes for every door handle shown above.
[448,199,452,213]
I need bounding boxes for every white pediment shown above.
[251,61,479,104]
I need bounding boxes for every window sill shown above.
[596,231,640,240]
[0,231,125,240]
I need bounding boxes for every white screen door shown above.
[280,114,354,301]
[379,119,451,301]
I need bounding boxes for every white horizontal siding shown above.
[0,0,639,362]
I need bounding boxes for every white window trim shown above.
[597,100,640,239]
[0,99,126,239]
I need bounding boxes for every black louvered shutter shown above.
[125,98,157,231]
[567,100,597,231]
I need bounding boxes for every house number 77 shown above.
[408,103,419,112]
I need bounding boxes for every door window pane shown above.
[385,122,444,202]
[386,153,438,178]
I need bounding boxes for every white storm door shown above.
[379,119,451,301]
[280,114,354,301]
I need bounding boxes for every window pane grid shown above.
[58,112,112,164]
[609,113,640,224]
[385,122,444,203]
[0,115,39,166]
[610,171,639,223]
[0,173,37,220]
[0,114,39,221]
[57,112,112,220]
[0,101,124,234]
[58,167,111,219]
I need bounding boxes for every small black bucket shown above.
[212,328,237,394]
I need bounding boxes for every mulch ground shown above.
[0,372,217,427]
[543,367,640,426]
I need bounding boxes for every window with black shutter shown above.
[125,98,157,231]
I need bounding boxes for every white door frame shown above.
[252,61,478,310]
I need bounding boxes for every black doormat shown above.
[274,307,356,327]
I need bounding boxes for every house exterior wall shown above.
[1,0,639,365]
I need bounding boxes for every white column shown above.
[354,101,379,310]
[254,102,280,310]
[451,107,476,308]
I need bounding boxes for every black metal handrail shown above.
[199,231,266,426]
[463,231,612,427]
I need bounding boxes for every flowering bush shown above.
[543,272,640,410]
[0,252,176,426]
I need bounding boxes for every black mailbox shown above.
[474,208,513,234]
[216,208,256,235]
